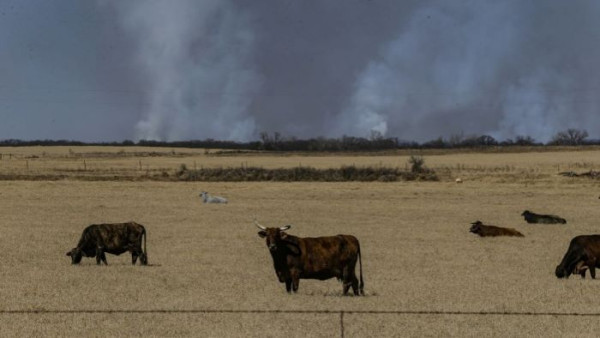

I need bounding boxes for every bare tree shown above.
[549,128,589,145]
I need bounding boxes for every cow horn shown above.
[279,224,292,231]
[254,217,266,230]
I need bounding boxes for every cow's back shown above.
[572,235,600,255]
[295,234,360,280]
[84,222,145,254]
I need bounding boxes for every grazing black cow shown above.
[555,235,600,279]
[66,222,148,265]
[469,221,524,237]
[521,210,566,224]
[255,219,364,295]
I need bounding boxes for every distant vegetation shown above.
[0,128,596,151]
[176,163,438,182]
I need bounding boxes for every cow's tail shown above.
[358,240,364,295]
[142,226,148,265]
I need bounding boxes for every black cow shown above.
[521,210,566,224]
[66,222,148,265]
[255,219,364,295]
[555,235,600,279]
[469,221,524,237]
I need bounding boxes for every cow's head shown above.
[66,247,83,264]
[255,219,297,254]
[469,221,483,234]
[521,210,531,216]
[555,264,570,278]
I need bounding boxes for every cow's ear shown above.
[66,251,72,256]
[258,231,267,238]
[280,232,288,239]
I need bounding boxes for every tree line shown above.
[0,128,595,151]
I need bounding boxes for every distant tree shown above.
[422,137,447,149]
[476,135,498,146]
[448,132,465,147]
[460,134,498,147]
[369,130,384,141]
[514,135,538,146]
[549,128,589,146]
[408,155,426,173]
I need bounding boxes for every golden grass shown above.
[2,146,600,336]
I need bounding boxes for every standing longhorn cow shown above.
[255,219,364,295]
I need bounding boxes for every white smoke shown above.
[339,1,600,142]
[97,1,600,143]
[103,0,261,141]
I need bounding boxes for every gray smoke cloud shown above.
[336,1,600,142]
[103,0,261,141]
[2,1,600,142]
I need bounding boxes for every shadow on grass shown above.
[305,290,379,297]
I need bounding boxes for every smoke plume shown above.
[105,0,261,141]
[4,1,600,142]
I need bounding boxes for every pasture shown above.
[1,146,600,337]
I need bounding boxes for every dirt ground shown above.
[1,147,600,337]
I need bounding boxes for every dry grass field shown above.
[1,146,600,337]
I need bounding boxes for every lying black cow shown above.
[66,222,148,265]
[255,219,364,295]
[555,235,600,279]
[469,221,524,237]
[521,210,566,224]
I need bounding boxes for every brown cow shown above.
[469,221,524,237]
[255,219,364,295]
[556,235,600,279]
[66,222,148,265]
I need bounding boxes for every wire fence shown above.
[4,308,600,337]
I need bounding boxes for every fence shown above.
[4,308,600,337]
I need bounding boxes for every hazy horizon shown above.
[2,1,600,143]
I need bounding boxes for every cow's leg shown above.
[131,252,138,265]
[285,279,292,293]
[342,266,357,296]
[342,273,351,295]
[101,251,108,265]
[140,252,148,265]
[96,247,104,265]
[290,270,300,293]
[589,264,596,279]
[350,275,360,296]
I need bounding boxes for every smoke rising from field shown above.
[335,1,600,142]
[105,0,261,141]
[3,1,600,142]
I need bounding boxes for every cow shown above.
[254,219,364,295]
[469,221,524,237]
[66,222,148,265]
[521,210,566,224]
[200,191,228,204]
[573,260,589,278]
[555,235,600,279]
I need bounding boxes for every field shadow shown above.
[70,263,162,267]
[305,290,379,297]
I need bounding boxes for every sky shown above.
[1,0,600,143]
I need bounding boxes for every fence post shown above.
[340,311,345,338]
